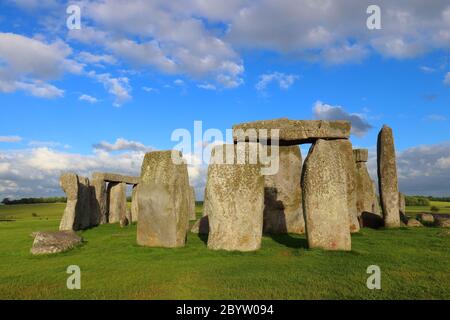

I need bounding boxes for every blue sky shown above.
[1,0,450,198]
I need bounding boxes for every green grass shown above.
[0,203,449,300]
[406,201,450,216]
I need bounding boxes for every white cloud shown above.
[0,33,79,98]
[79,94,99,104]
[93,138,153,152]
[78,51,117,66]
[420,66,436,73]
[197,83,216,90]
[424,114,447,121]
[28,140,69,148]
[313,101,373,137]
[142,86,158,93]
[0,136,22,143]
[87,71,131,107]
[255,72,298,91]
[444,72,450,85]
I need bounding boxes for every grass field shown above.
[0,202,449,300]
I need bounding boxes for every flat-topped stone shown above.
[353,149,368,162]
[233,118,350,144]
[92,172,139,185]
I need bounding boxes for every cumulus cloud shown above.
[0,33,78,98]
[93,138,153,152]
[77,51,117,66]
[313,101,373,137]
[255,72,298,91]
[87,71,131,107]
[79,94,99,104]
[0,136,22,143]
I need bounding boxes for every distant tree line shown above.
[405,196,430,206]
[1,197,67,205]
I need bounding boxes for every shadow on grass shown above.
[267,234,308,249]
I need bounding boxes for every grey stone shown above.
[59,173,95,231]
[335,140,360,233]
[31,231,82,255]
[399,192,406,215]
[302,139,351,251]
[263,145,305,234]
[93,172,139,185]
[131,185,139,223]
[354,153,379,217]
[107,182,127,223]
[206,143,264,252]
[419,213,435,224]
[435,218,450,228]
[233,118,350,144]
[353,149,368,162]
[406,218,423,227]
[137,151,190,248]
[377,125,400,228]
[91,177,107,225]
[188,186,196,220]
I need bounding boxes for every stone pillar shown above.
[335,140,359,233]
[59,173,79,231]
[188,186,196,220]
[137,151,190,248]
[59,173,94,231]
[206,143,264,252]
[91,175,107,224]
[302,139,351,251]
[263,145,305,234]
[377,125,400,228]
[131,184,139,223]
[108,182,127,224]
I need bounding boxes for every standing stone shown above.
[59,173,94,231]
[372,181,382,215]
[130,185,139,223]
[59,173,79,231]
[91,176,107,224]
[399,192,406,215]
[335,140,359,233]
[302,139,351,251]
[137,151,190,248]
[377,125,400,228]
[206,143,264,251]
[188,186,196,220]
[108,182,127,223]
[263,145,305,234]
[353,149,380,218]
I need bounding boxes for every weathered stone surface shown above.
[31,231,82,255]
[131,185,139,223]
[353,149,369,162]
[302,139,351,251]
[435,218,450,227]
[188,186,196,220]
[419,213,435,224]
[354,157,380,219]
[377,125,400,228]
[399,192,406,216]
[233,118,351,144]
[91,177,107,224]
[93,172,139,185]
[137,151,190,248]
[206,143,264,251]
[191,216,209,234]
[107,182,127,223]
[406,218,423,227]
[335,140,360,233]
[59,173,96,231]
[263,145,305,234]
[372,182,382,215]
[120,213,129,228]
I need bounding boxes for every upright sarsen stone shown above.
[91,176,107,224]
[263,145,305,234]
[353,149,379,216]
[302,139,351,251]
[137,151,190,248]
[188,186,196,220]
[130,185,139,223]
[377,125,400,228]
[335,140,359,233]
[59,173,79,231]
[108,182,127,223]
[206,143,264,252]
